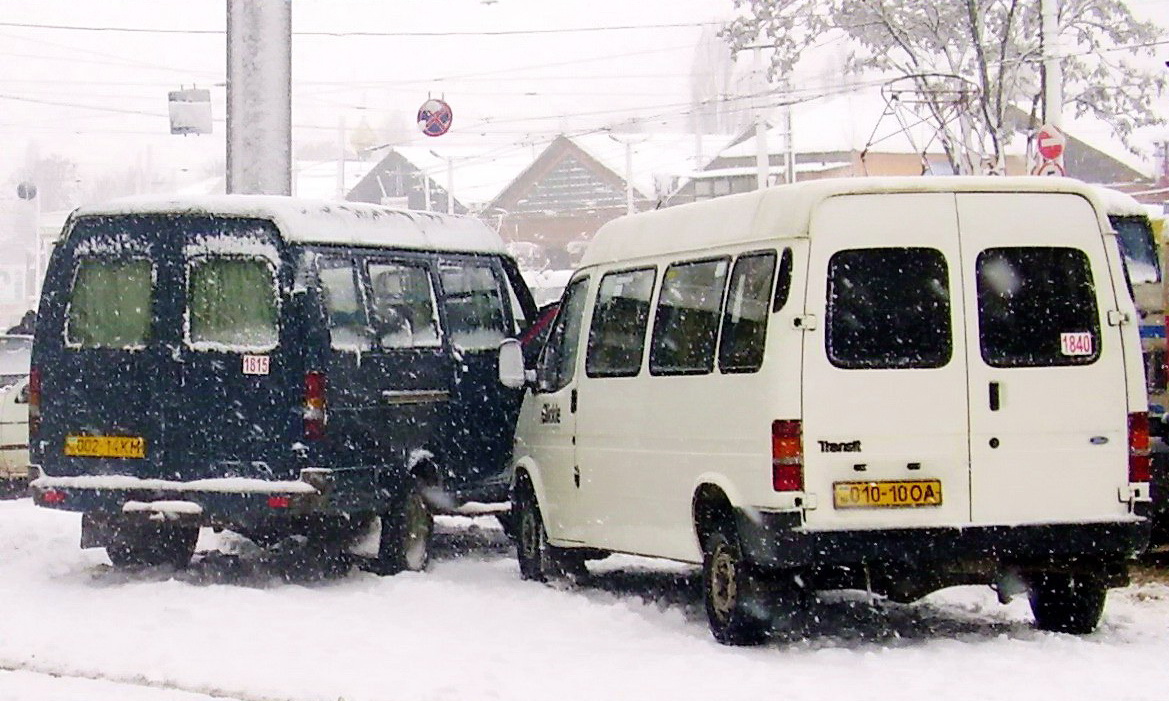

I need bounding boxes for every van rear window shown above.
[976,247,1101,367]
[188,257,278,349]
[67,258,153,349]
[826,248,951,370]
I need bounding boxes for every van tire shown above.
[106,523,199,569]
[514,479,587,583]
[372,479,433,575]
[702,527,769,646]
[1028,572,1107,634]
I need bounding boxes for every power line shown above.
[0,20,720,37]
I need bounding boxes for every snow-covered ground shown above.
[2,497,1168,701]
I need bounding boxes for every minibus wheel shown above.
[514,478,587,583]
[373,479,433,575]
[515,480,551,581]
[702,527,769,645]
[1028,572,1107,634]
[106,523,199,569]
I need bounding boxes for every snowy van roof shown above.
[1087,185,1150,218]
[65,195,506,253]
[581,176,1112,267]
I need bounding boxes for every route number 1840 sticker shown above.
[1060,332,1093,356]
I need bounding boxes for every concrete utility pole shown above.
[1042,0,1063,129]
[226,0,292,195]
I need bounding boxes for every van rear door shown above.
[176,220,298,481]
[40,215,180,481]
[956,193,1130,523]
[802,193,972,529]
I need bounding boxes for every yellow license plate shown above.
[833,479,942,509]
[64,435,146,459]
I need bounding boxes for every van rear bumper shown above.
[28,470,327,528]
[738,510,1151,572]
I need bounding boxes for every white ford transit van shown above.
[509,177,1152,645]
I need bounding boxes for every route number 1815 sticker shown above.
[242,355,270,375]
[1060,331,1093,356]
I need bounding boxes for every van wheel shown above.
[703,527,769,646]
[1028,572,1107,634]
[106,523,199,569]
[372,479,433,575]
[514,480,587,582]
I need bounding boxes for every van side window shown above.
[188,257,279,349]
[720,251,778,373]
[827,248,951,370]
[67,258,153,349]
[537,276,590,393]
[369,261,441,349]
[586,268,656,378]
[319,259,371,351]
[649,258,729,376]
[773,247,793,312]
[976,247,1101,367]
[440,262,508,350]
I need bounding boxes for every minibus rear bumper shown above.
[738,509,1151,575]
[27,467,331,529]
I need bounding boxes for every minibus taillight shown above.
[1129,412,1151,483]
[304,371,327,441]
[772,419,803,492]
[28,366,40,439]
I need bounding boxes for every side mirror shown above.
[498,338,531,389]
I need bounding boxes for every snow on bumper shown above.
[28,468,323,525]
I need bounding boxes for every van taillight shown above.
[304,371,327,440]
[28,366,40,439]
[772,419,803,492]
[1129,412,1151,483]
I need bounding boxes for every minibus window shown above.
[720,251,778,373]
[536,276,590,393]
[976,247,1100,368]
[440,262,508,350]
[773,248,793,312]
[188,257,279,349]
[826,247,951,370]
[67,258,153,349]
[650,258,729,376]
[370,262,441,349]
[319,259,371,351]
[586,268,656,378]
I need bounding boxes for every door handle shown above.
[989,382,1000,411]
[570,388,578,413]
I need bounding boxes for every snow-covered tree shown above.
[721,0,1166,174]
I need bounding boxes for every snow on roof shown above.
[66,195,507,253]
[571,132,736,198]
[1089,185,1150,217]
[582,176,1110,267]
[390,145,537,211]
[294,159,378,201]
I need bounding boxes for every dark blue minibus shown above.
[28,195,536,572]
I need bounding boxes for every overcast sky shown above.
[0,0,736,189]
[1,0,1167,195]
